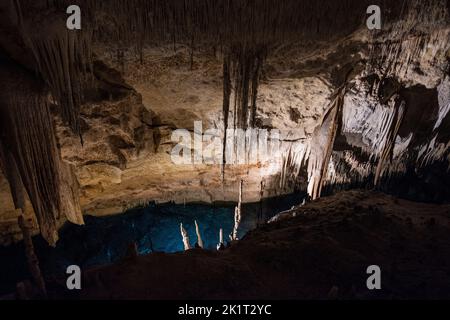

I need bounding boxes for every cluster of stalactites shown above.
[221,45,266,177]
[325,151,374,188]
[11,1,93,138]
[224,45,266,130]
[84,0,375,50]
[373,98,406,186]
[26,30,92,137]
[0,63,83,246]
[367,0,449,78]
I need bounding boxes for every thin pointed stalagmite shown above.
[217,228,225,251]
[258,179,265,225]
[194,220,204,249]
[180,223,191,251]
[18,214,47,298]
[230,179,243,241]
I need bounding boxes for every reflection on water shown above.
[0,192,304,295]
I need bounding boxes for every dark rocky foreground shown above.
[47,190,450,300]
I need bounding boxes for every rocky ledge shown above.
[43,190,450,300]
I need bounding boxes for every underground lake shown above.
[0,192,305,295]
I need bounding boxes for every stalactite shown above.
[279,142,310,190]
[221,54,232,180]
[13,0,414,148]
[87,0,374,47]
[228,45,266,130]
[0,63,83,246]
[417,136,450,168]
[12,2,93,137]
[338,68,449,188]
[317,91,346,197]
[342,78,401,158]
[117,49,125,75]
[368,0,448,78]
[435,76,450,130]
[221,45,266,177]
[15,0,414,191]
[4,0,446,241]
[308,88,346,200]
[190,35,195,70]
[374,99,406,186]
[64,0,381,184]
[0,141,26,211]
[249,54,262,128]
[327,151,374,187]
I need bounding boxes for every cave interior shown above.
[0,0,449,300]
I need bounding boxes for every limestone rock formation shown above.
[0,0,448,246]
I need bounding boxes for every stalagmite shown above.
[18,214,47,298]
[217,228,225,251]
[194,220,204,249]
[258,179,265,225]
[180,223,191,251]
[230,180,243,241]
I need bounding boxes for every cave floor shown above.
[48,190,450,300]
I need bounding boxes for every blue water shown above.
[0,193,304,295]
